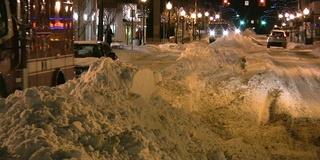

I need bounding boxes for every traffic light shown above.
[259,0,266,7]
[261,20,266,25]
[240,20,245,25]
[223,0,229,6]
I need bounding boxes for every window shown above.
[272,32,284,37]
[75,44,103,58]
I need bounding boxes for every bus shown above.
[0,0,74,98]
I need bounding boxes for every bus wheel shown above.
[0,74,8,98]
[54,69,66,86]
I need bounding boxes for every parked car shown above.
[74,41,118,78]
[267,30,287,48]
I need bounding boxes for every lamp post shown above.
[289,13,295,42]
[197,12,202,40]
[191,13,196,41]
[73,12,79,39]
[303,8,312,45]
[180,9,186,44]
[284,12,289,34]
[175,7,179,43]
[204,11,209,36]
[278,13,283,29]
[296,12,302,43]
[141,0,146,45]
[166,1,172,42]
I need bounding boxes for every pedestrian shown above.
[104,25,114,46]
[136,28,142,39]
[136,28,143,44]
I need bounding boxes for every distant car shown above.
[208,22,231,43]
[267,30,287,48]
[74,41,118,78]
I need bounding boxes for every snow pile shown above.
[242,28,269,45]
[135,43,186,54]
[0,58,217,159]
[1,33,320,159]
[211,32,262,50]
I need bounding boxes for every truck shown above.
[0,0,74,98]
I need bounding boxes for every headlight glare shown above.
[235,28,241,34]
[223,30,229,36]
[209,30,215,36]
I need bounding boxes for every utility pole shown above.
[98,0,104,41]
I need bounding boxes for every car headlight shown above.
[209,30,215,36]
[235,28,241,34]
[223,30,229,36]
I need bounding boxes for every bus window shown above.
[0,0,8,38]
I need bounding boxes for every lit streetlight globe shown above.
[278,14,283,19]
[205,12,209,17]
[289,14,295,20]
[304,8,310,15]
[180,10,186,17]
[285,12,289,18]
[166,2,172,10]
[191,13,196,19]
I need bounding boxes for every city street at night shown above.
[1,0,320,159]
[1,31,320,159]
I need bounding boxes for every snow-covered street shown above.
[1,31,320,159]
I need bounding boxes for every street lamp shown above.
[191,13,196,41]
[166,1,172,42]
[197,12,202,40]
[284,12,289,34]
[204,11,209,36]
[303,8,310,16]
[285,12,289,18]
[289,14,295,42]
[174,6,179,43]
[278,14,283,19]
[180,9,186,44]
[278,13,283,29]
[303,8,312,44]
[141,0,147,45]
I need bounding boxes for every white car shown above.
[267,30,287,48]
[74,41,118,78]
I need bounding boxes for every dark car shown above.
[267,30,287,48]
[74,41,118,78]
[208,23,230,43]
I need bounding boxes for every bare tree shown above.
[103,7,121,26]
[73,0,97,40]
